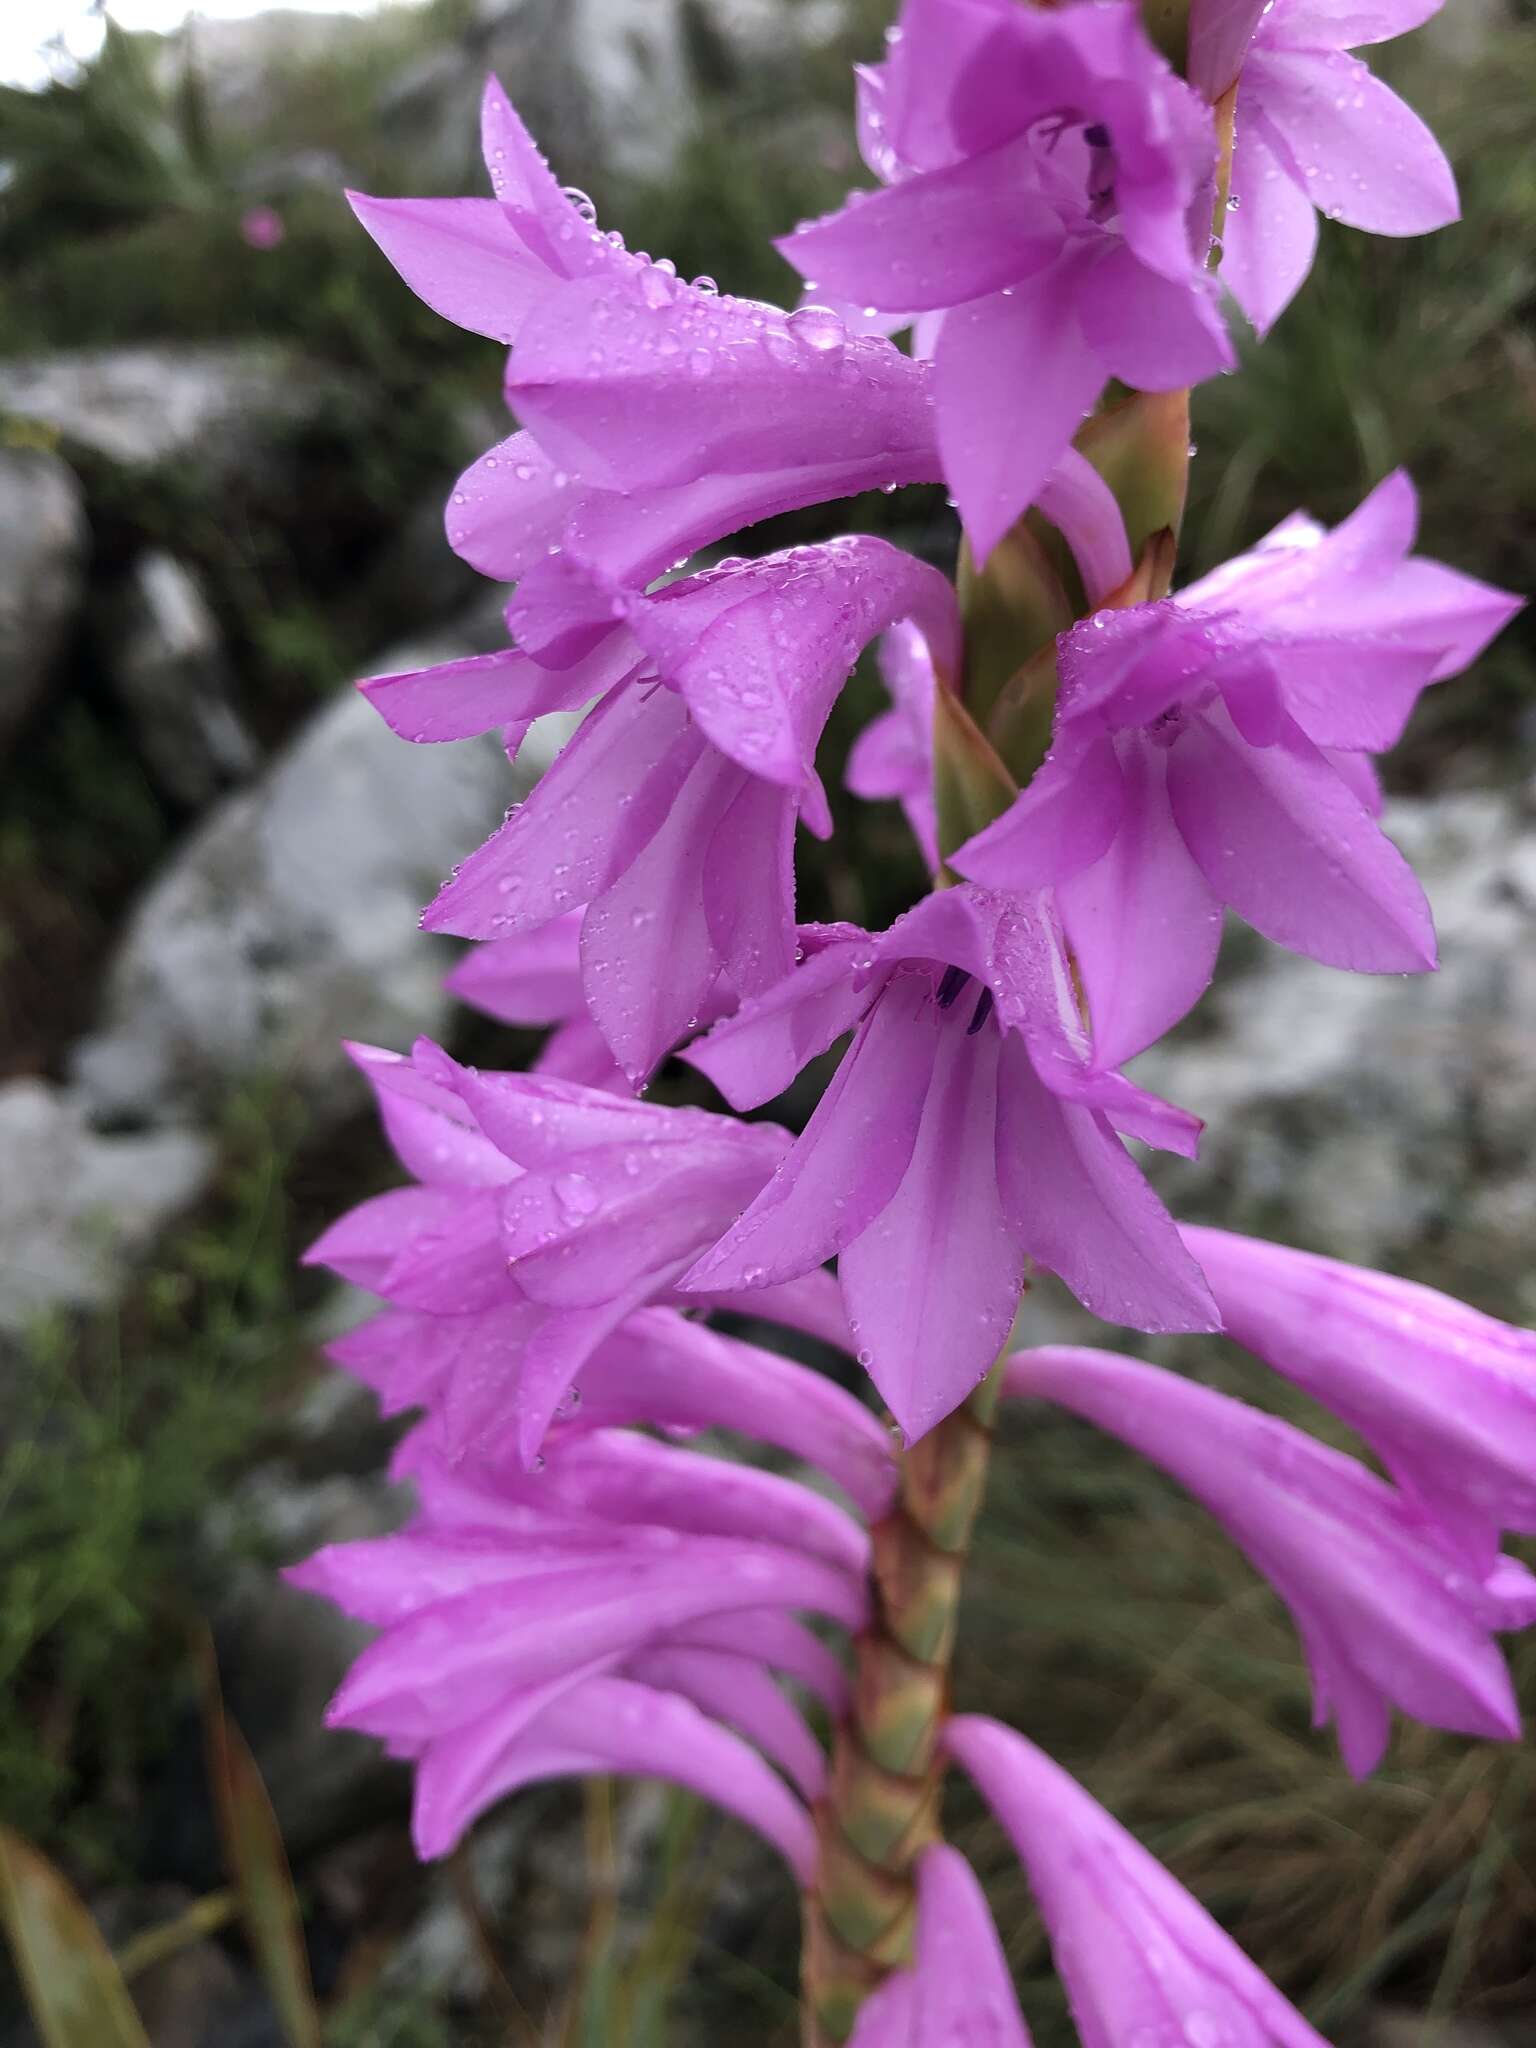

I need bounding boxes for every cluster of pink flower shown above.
[292,0,1531,2035]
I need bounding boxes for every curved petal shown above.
[347,191,545,341]
[423,683,696,940]
[508,266,936,497]
[1055,739,1223,1067]
[1075,242,1235,390]
[779,138,1063,313]
[1220,99,1320,335]
[682,978,938,1290]
[933,268,1105,564]
[417,1674,818,1877]
[1166,701,1437,971]
[1250,47,1457,235]
[580,747,744,1084]
[840,1015,1025,1441]
[994,1036,1218,1335]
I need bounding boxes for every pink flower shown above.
[946,1714,1331,2048]
[364,537,958,1083]
[956,472,1520,1065]
[288,1366,890,1863]
[1006,1346,1536,1773]
[240,205,285,251]
[847,1843,1032,2046]
[305,1039,796,1461]
[350,79,943,607]
[1195,0,1458,335]
[779,0,1232,558]
[1184,1226,1536,1567]
[680,885,1217,1440]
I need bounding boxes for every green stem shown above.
[799,1364,1005,2045]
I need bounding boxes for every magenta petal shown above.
[1276,0,1444,45]
[1075,242,1235,390]
[303,1185,465,1288]
[911,1846,1033,2047]
[702,772,799,1003]
[946,1715,1331,2048]
[1009,1347,1530,1764]
[1055,741,1223,1067]
[345,1042,518,1189]
[361,639,623,744]
[841,1017,1024,1442]
[682,977,937,1291]
[1221,100,1320,335]
[1182,1226,1536,1564]
[329,1544,862,1738]
[667,1609,850,1717]
[539,1429,867,1577]
[477,74,608,278]
[446,432,576,579]
[681,935,870,1110]
[933,268,1105,564]
[508,267,936,496]
[445,916,584,1027]
[409,1665,609,1857]
[1166,702,1437,972]
[1251,48,1458,236]
[633,540,959,790]
[625,1646,827,1801]
[577,1313,895,1521]
[846,1970,918,2046]
[424,1673,818,1880]
[346,191,545,341]
[994,1036,1218,1335]
[954,729,1125,889]
[423,682,695,940]
[779,138,1062,314]
[580,747,740,1082]
[1187,0,1271,97]
[849,1844,1032,2045]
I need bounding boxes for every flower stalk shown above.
[801,1362,1006,2044]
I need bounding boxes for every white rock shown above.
[1136,784,1536,1311]
[0,1078,212,1335]
[0,446,87,752]
[106,551,257,807]
[72,633,576,1127]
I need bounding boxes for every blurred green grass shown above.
[1,3,1534,2041]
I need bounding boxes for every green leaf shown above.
[933,688,1019,866]
[0,1827,151,2048]
[1138,0,1191,70]
[1078,389,1192,563]
[957,524,1074,730]
[200,1644,322,2048]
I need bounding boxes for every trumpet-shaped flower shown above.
[1006,1347,1536,1773]
[288,1376,889,1863]
[446,916,624,1091]
[350,78,943,617]
[304,1039,794,1461]
[1199,0,1458,336]
[780,0,1231,558]
[364,537,958,1082]
[957,473,1521,1065]
[946,1715,1330,2048]
[847,1843,1032,2046]
[1184,1226,1536,1566]
[680,885,1217,1440]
